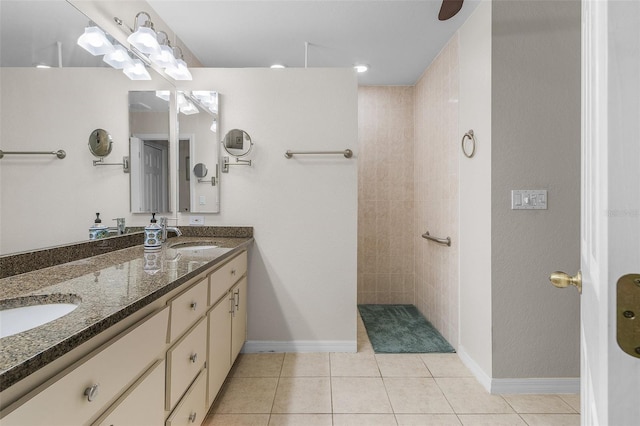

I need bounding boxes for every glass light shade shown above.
[210,119,218,133]
[103,45,134,69]
[149,45,178,69]
[165,58,192,80]
[77,26,114,56]
[123,59,151,80]
[180,101,199,115]
[127,26,161,55]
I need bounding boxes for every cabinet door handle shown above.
[231,269,236,276]
[229,294,235,314]
[234,290,240,310]
[190,353,198,363]
[190,301,197,311]
[189,412,197,423]
[84,383,99,402]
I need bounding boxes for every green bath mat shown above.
[358,304,455,353]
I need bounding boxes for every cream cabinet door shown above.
[92,360,165,426]
[207,294,232,407]
[230,277,247,362]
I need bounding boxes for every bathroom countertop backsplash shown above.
[0,227,253,392]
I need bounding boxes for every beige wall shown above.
[357,86,415,305]
[491,0,581,379]
[1,67,358,351]
[413,36,460,349]
[458,0,493,379]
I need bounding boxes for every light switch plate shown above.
[511,190,548,210]
[189,216,205,225]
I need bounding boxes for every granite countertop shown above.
[0,235,253,392]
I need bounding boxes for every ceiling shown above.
[0,0,480,86]
[148,0,480,85]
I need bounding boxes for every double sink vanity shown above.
[0,228,253,425]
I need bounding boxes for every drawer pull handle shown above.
[190,353,198,363]
[231,269,236,276]
[84,383,99,402]
[189,412,197,423]
[190,302,197,311]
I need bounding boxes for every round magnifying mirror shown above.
[88,129,113,158]
[193,163,208,178]
[222,129,253,158]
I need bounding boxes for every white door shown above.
[580,1,640,425]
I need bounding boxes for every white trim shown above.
[242,340,357,354]
[458,345,492,392]
[459,345,579,394]
[491,378,580,395]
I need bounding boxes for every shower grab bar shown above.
[0,149,66,159]
[284,149,353,159]
[422,231,451,247]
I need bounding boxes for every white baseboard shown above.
[458,345,579,394]
[243,340,357,353]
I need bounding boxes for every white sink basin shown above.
[176,245,218,250]
[0,299,79,339]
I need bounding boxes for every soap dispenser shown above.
[89,213,108,240]
[144,213,162,250]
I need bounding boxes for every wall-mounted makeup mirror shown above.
[88,129,113,157]
[177,90,220,213]
[129,91,171,213]
[221,129,253,173]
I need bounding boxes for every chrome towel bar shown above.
[285,149,353,159]
[422,231,451,247]
[0,149,66,159]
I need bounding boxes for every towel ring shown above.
[461,130,476,158]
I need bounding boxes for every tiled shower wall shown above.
[357,38,460,348]
[357,87,415,304]
[414,35,460,348]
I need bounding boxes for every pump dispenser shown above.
[89,213,108,240]
[144,213,162,250]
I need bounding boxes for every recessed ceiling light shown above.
[354,64,369,73]
[271,64,286,69]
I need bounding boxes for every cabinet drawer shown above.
[169,277,208,342]
[166,318,207,411]
[1,307,169,426]
[92,359,165,426]
[209,251,247,305]
[165,368,207,426]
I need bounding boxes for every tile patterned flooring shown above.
[204,317,580,425]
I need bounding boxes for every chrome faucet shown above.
[107,217,126,235]
[160,217,182,242]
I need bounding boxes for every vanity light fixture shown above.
[123,59,151,80]
[103,45,134,69]
[149,31,178,70]
[354,64,369,73]
[127,12,161,55]
[77,25,114,56]
[177,92,198,115]
[210,118,218,133]
[164,46,192,80]
[192,91,218,114]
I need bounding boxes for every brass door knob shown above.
[549,271,582,294]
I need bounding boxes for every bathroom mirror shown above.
[129,91,171,213]
[222,129,253,158]
[88,129,113,157]
[177,90,220,214]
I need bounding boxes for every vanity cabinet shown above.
[92,359,166,426]
[206,255,248,406]
[0,249,249,426]
[1,307,169,426]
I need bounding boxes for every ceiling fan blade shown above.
[438,0,464,21]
